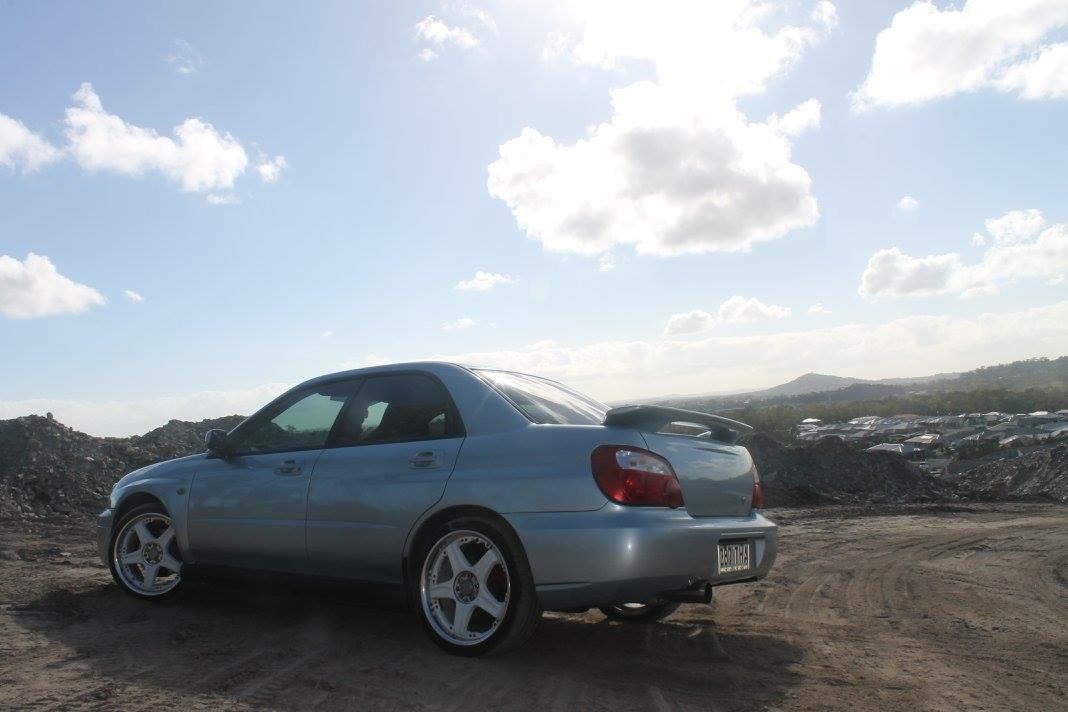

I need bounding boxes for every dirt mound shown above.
[740,434,954,507]
[951,444,1068,502]
[0,414,244,519]
[132,416,245,461]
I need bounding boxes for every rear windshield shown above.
[476,370,608,425]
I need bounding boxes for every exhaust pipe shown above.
[658,582,713,604]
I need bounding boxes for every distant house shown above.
[985,422,1020,434]
[904,433,942,448]
[1019,411,1064,426]
[1039,422,1068,438]
[866,443,908,455]
[949,432,984,450]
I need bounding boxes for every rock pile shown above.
[951,444,1068,503]
[0,415,244,519]
[2,412,1062,521]
[741,433,956,506]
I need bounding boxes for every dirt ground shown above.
[0,504,1064,712]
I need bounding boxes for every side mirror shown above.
[204,429,230,454]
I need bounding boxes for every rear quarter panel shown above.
[441,424,644,513]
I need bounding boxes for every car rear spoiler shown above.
[603,405,754,444]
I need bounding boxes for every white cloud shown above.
[489,90,821,257]
[0,113,60,172]
[665,296,791,334]
[971,232,987,247]
[551,1,835,95]
[257,154,287,183]
[433,301,1068,403]
[442,316,477,330]
[985,208,1045,245]
[808,302,830,314]
[897,195,919,212]
[811,0,839,32]
[123,289,144,303]
[0,382,287,437]
[64,83,249,194]
[454,270,514,292]
[860,209,1068,299]
[0,253,105,318]
[321,329,334,338]
[859,248,973,299]
[1049,274,1066,286]
[854,1,1068,110]
[167,39,204,75]
[414,5,493,60]
[542,31,570,62]
[597,253,616,272]
[997,42,1068,99]
[768,98,822,136]
[451,2,496,32]
[415,16,479,49]
[664,309,716,335]
[206,193,240,205]
[718,295,792,324]
[14,301,1068,435]
[488,2,832,257]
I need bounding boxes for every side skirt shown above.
[181,563,411,610]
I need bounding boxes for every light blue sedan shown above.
[98,362,777,655]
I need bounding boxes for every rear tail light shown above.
[591,445,684,508]
[751,465,764,509]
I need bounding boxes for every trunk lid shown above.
[604,406,756,517]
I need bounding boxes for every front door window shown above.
[232,381,357,454]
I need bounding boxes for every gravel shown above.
[741,433,957,506]
[0,414,244,518]
[950,443,1068,502]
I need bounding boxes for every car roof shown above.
[299,361,472,387]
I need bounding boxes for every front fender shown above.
[108,454,204,564]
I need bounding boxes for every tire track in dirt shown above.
[3,507,1065,712]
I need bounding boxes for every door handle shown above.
[408,450,442,469]
[274,459,303,476]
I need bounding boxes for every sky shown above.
[2,0,1068,435]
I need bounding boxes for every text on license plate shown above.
[717,541,752,574]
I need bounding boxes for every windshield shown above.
[476,370,609,425]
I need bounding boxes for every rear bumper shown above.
[505,505,777,609]
[97,508,114,567]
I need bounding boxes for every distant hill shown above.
[653,357,1065,411]
[745,373,865,398]
[738,370,962,401]
[940,356,1068,392]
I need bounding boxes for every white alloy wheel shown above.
[420,530,511,646]
[112,511,183,597]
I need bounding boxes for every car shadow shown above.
[13,579,805,710]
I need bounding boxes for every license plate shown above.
[717,541,752,574]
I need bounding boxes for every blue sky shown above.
[2,1,1067,434]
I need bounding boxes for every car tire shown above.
[599,600,681,622]
[108,503,186,602]
[414,515,541,656]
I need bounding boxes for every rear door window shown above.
[329,374,462,446]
